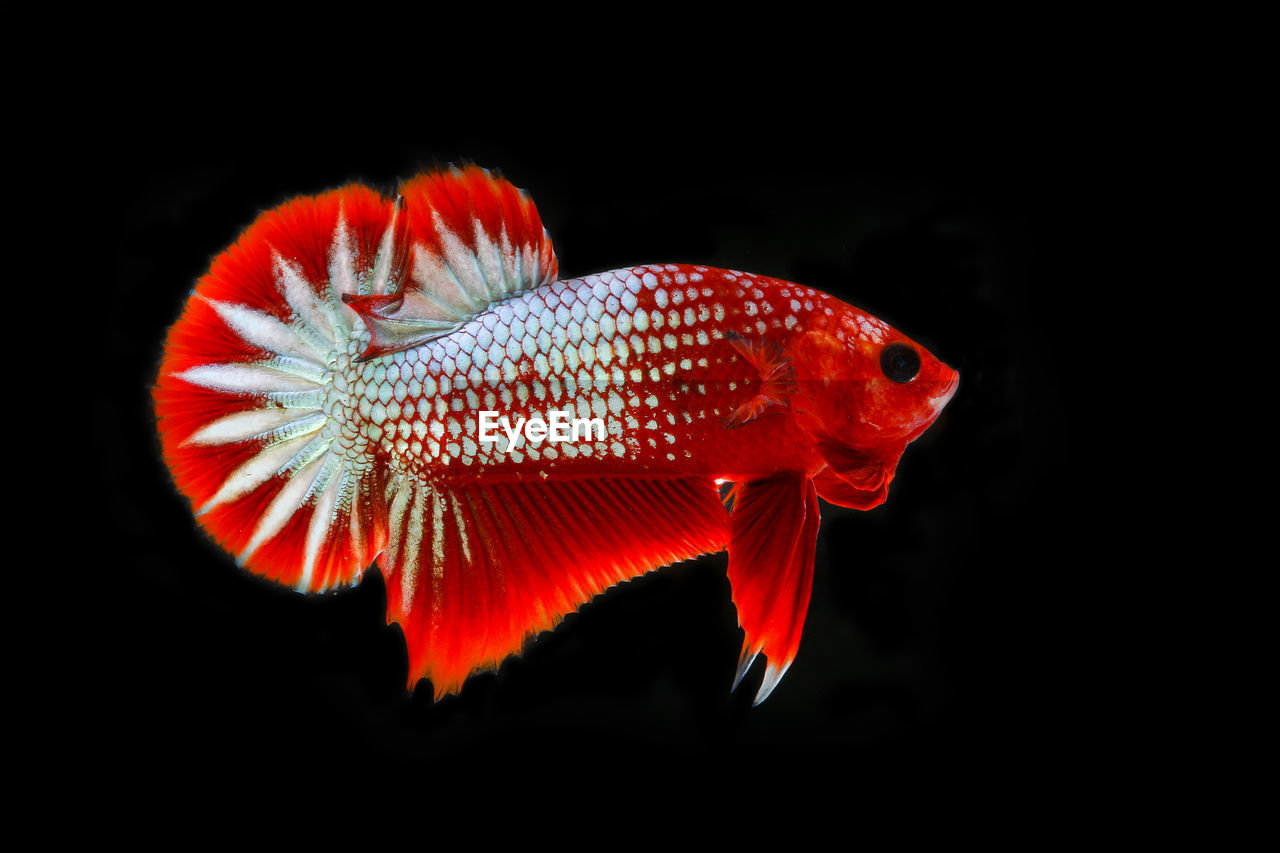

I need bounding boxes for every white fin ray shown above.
[400,481,431,604]
[262,355,327,385]
[407,247,479,321]
[344,468,368,561]
[432,210,491,307]
[279,254,344,351]
[300,448,343,507]
[424,223,489,315]
[328,211,360,299]
[176,363,320,395]
[292,318,335,360]
[297,452,344,590]
[500,227,521,297]
[203,298,327,366]
[369,201,403,295]
[385,476,415,568]
[183,406,318,447]
[252,412,328,451]
[239,444,329,562]
[471,216,507,304]
[278,434,332,478]
[263,389,327,409]
[199,430,319,513]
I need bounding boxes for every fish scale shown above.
[154,166,957,703]
[349,265,824,483]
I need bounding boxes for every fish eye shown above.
[880,343,920,383]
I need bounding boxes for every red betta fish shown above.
[154,166,958,704]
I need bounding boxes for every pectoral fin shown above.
[722,332,796,428]
[342,289,470,356]
[726,473,820,704]
[808,431,902,510]
[811,466,890,509]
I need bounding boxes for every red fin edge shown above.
[727,473,820,704]
[154,184,395,592]
[381,476,731,699]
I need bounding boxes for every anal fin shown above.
[380,475,731,699]
[727,473,820,704]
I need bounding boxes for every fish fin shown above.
[811,466,890,510]
[726,473,820,704]
[346,166,559,360]
[808,429,902,509]
[380,475,730,700]
[154,184,394,591]
[722,332,797,428]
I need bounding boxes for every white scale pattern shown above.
[356,265,756,476]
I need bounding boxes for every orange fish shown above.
[154,166,958,704]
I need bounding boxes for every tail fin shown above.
[154,184,395,591]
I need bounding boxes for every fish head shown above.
[787,305,958,507]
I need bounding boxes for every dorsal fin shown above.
[343,166,558,359]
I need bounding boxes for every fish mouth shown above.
[930,369,959,413]
[904,369,959,442]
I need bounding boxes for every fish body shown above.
[155,167,957,703]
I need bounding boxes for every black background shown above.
[97,103,1090,802]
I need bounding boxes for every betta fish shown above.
[154,166,957,704]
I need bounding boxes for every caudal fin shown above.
[154,184,397,591]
